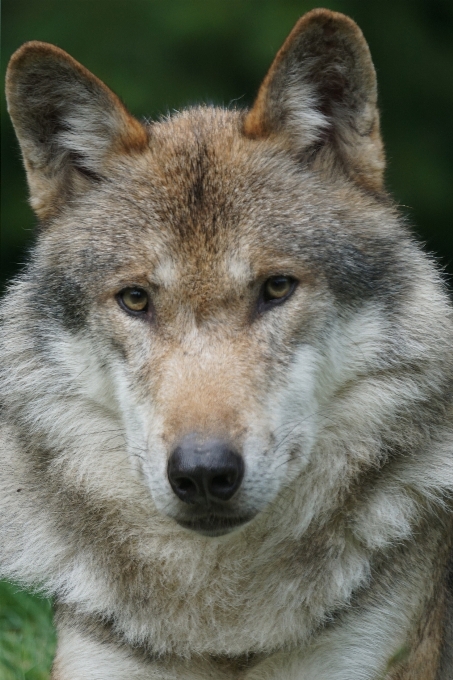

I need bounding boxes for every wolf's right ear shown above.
[6,42,148,220]
[243,9,385,192]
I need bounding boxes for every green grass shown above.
[0,580,56,680]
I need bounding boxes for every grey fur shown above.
[1,9,453,680]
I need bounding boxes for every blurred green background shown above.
[1,0,453,677]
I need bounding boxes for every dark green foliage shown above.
[0,580,55,679]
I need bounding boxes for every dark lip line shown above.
[175,514,254,535]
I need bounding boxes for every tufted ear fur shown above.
[243,9,385,192]
[5,42,148,220]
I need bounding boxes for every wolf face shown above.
[2,9,453,675]
[2,12,407,539]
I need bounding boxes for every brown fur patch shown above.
[386,523,453,680]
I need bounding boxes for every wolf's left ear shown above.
[6,42,148,220]
[243,9,385,192]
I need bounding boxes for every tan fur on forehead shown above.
[123,107,306,278]
[136,106,372,260]
[146,107,253,234]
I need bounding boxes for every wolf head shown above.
[3,11,452,556]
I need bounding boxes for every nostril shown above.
[207,462,242,501]
[167,464,201,504]
[213,474,230,485]
[175,477,197,493]
[211,474,236,492]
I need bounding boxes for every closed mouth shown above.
[175,513,254,537]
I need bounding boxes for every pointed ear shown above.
[243,9,385,192]
[5,42,148,220]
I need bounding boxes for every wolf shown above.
[1,8,453,679]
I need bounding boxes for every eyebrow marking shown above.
[226,256,251,284]
[153,257,178,287]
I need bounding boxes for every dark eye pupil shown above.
[271,278,287,291]
[130,290,144,301]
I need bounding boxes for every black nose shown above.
[167,436,244,505]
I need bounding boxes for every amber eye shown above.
[262,276,296,305]
[118,287,149,314]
